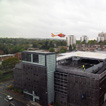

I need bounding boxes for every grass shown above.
[7,85,23,94]
[0,71,13,82]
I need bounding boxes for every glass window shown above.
[27,53,31,62]
[33,54,39,63]
[22,53,27,61]
[22,53,31,62]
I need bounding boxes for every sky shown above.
[0,0,106,40]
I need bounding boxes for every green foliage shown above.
[0,71,13,82]
[54,102,61,106]
[0,38,66,54]
[87,40,97,44]
[72,44,76,50]
[49,47,55,52]
[0,70,2,75]
[39,40,66,50]
[68,44,76,51]
[0,38,29,54]
[82,40,86,44]
[2,57,19,70]
[69,45,72,51]
[99,41,106,45]
[76,40,81,44]
[0,65,3,70]
[104,41,106,45]
[7,86,23,93]
[60,47,66,53]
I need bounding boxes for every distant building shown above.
[0,50,4,55]
[76,44,106,51]
[14,52,21,60]
[98,32,106,41]
[80,35,88,43]
[66,35,76,47]
[54,46,68,52]
[0,54,14,61]
[0,54,14,65]
[97,37,104,42]
[27,48,39,51]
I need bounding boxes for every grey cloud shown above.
[0,0,106,39]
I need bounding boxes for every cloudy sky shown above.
[0,0,106,39]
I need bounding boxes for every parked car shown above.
[6,95,13,101]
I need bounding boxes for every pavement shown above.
[102,102,106,106]
[0,80,29,106]
[28,101,41,106]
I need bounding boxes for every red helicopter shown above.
[51,33,66,37]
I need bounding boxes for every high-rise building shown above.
[66,35,76,47]
[14,51,56,106]
[80,35,88,43]
[97,37,104,42]
[98,32,106,41]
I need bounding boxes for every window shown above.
[22,53,31,62]
[22,53,26,61]
[33,54,39,63]
[27,53,31,62]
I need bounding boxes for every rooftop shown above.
[57,51,106,61]
[56,51,106,74]
[0,54,14,58]
[22,50,55,55]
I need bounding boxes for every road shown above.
[0,80,29,106]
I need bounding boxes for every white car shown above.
[6,95,13,101]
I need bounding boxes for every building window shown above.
[27,53,31,62]
[22,53,31,62]
[33,54,39,63]
[22,53,26,61]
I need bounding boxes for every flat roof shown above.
[57,65,84,72]
[22,50,55,55]
[0,54,14,57]
[57,51,106,61]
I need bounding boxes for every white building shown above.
[66,35,76,46]
[98,32,106,41]
[97,37,104,42]
[80,36,88,43]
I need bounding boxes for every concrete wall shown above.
[55,69,102,106]
[67,74,99,106]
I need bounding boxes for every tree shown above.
[76,40,81,44]
[49,47,55,52]
[0,70,2,75]
[72,44,76,51]
[82,40,86,44]
[104,41,106,45]
[60,47,66,53]
[69,45,72,51]
[87,40,97,45]
[2,57,20,70]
